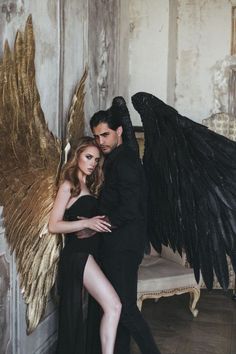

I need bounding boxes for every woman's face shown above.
[77,146,100,176]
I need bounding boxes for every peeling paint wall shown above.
[62,0,88,137]
[129,0,170,125]
[175,0,232,122]
[128,0,233,124]
[86,0,119,126]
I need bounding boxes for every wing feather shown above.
[132,92,236,290]
[65,68,87,151]
[0,15,62,333]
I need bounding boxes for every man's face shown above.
[92,122,121,154]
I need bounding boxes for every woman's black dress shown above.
[56,195,100,354]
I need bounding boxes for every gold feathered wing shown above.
[0,16,86,333]
[0,16,62,333]
[66,67,87,151]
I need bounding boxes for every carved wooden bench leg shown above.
[137,297,143,311]
[138,288,201,318]
[189,288,200,317]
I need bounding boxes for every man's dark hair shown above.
[90,107,122,131]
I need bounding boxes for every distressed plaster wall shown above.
[167,0,178,107]
[128,0,170,125]
[128,0,234,124]
[62,0,88,138]
[117,0,129,105]
[0,207,12,354]
[86,0,120,130]
[175,0,232,122]
[88,0,119,108]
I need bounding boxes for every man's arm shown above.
[107,158,145,227]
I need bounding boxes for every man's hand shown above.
[101,215,117,229]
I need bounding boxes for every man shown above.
[89,105,161,354]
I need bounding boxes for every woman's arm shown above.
[48,181,111,234]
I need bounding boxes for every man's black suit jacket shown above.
[99,144,147,256]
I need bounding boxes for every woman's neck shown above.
[78,170,89,194]
[78,170,86,184]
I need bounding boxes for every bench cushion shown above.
[138,256,198,293]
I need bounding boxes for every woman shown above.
[49,136,121,354]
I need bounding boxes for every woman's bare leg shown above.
[83,255,121,354]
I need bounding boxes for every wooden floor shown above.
[131,290,236,354]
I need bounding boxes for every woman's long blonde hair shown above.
[62,136,104,197]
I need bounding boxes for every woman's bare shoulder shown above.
[59,180,72,194]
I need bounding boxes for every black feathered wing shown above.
[132,92,236,290]
[111,96,140,156]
